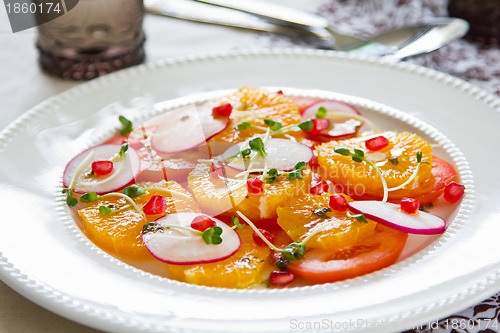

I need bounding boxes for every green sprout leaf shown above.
[231,216,245,229]
[263,118,283,131]
[416,151,422,163]
[353,149,365,157]
[249,137,266,157]
[202,226,223,245]
[119,143,129,158]
[241,148,251,158]
[118,115,133,136]
[352,155,363,163]
[80,192,99,203]
[350,213,368,224]
[123,184,146,198]
[99,205,114,215]
[334,147,351,156]
[286,161,307,181]
[315,106,327,119]
[235,122,252,130]
[263,168,280,183]
[282,242,306,261]
[298,120,313,131]
[63,188,78,207]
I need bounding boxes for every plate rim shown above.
[1,48,499,333]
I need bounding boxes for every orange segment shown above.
[210,87,302,144]
[167,227,271,288]
[188,161,311,223]
[277,193,377,250]
[78,180,199,260]
[316,132,433,201]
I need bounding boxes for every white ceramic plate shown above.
[0,50,499,333]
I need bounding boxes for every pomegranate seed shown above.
[309,118,330,134]
[212,103,232,117]
[269,271,295,287]
[252,229,275,246]
[329,194,348,212]
[247,177,263,195]
[276,90,283,95]
[190,215,217,232]
[444,182,465,203]
[91,160,114,176]
[365,135,389,151]
[143,195,167,215]
[400,197,420,214]
[310,173,328,195]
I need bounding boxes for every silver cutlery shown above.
[145,0,469,60]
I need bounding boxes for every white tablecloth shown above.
[0,0,499,332]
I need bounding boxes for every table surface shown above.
[1,0,499,332]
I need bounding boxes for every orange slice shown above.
[277,193,377,250]
[316,132,433,201]
[188,161,311,225]
[210,87,302,144]
[167,227,271,288]
[78,180,199,260]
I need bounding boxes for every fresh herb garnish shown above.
[297,120,314,131]
[123,184,146,198]
[315,107,327,119]
[282,242,306,261]
[202,226,223,245]
[235,122,252,130]
[286,161,307,181]
[99,205,114,215]
[263,118,283,131]
[263,168,280,183]
[119,143,129,158]
[249,137,266,158]
[80,191,99,203]
[62,188,78,207]
[347,212,368,223]
[241,148,251,158]
[118,115,133,136]
[231,216,245,229]
[312,207,332,219]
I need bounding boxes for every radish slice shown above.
[220,138,313,172]
[301,100,361,119]
[348,201,446,235]
[63,144,141,194]
[143,212,241,264]
[151,105,229,154]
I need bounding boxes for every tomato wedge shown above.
[287,224,408,284]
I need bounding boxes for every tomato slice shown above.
[287,224,408,284]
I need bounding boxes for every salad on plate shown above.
[61,87,465,288]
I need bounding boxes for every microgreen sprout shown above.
[263,118,283,131]
[202,226,223,245]
[387,152,430,192]
[315,107,327,119]
[346,212,368,223]
[99,205,114,215]
[249,137,266,158]
[262,168,280,183]
[231,216,245,229]
[119,143,129,158]
[62,188,78,207]
[235,122,252,130]
[119,115,133,136]
[334,147,389,202]
[123,184,146,198]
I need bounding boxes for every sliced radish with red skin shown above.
[221,138,313,172]
[143,212,241,265]
[302,100,363,140]
[151,105,229,154]
[63,144,141,194]
[348,201,446,235]
[301,100,361,119]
